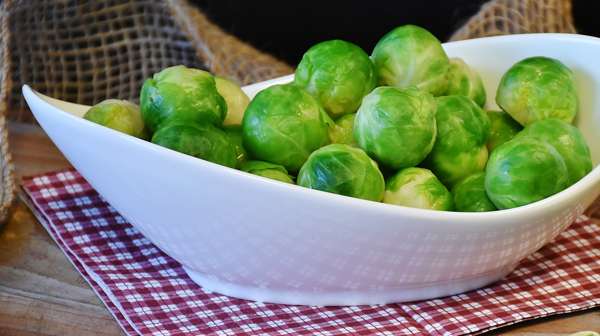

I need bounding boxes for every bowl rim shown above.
[22,33,600,224]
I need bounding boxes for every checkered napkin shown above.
[21,169,600,336]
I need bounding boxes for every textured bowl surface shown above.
[23,34,600,305]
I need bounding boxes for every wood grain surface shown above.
[0,122,598,335]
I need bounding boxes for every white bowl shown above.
[23,34,600,306]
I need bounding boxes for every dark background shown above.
[193,0,600,65]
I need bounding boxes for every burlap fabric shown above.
[0,0,580,224]
[0,114,13,225]
[0,1,15,225]
[450,0,575,41]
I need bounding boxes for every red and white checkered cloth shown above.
[21,169,600,336]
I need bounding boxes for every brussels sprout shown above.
[242,84,331,172]
[152,121,237,168]
[354,87,437,169]
[295,40,376,117]
[496,56,578,126]
[451,173,496,212]
[486,110,522,151]
[568,332,599,336]
[371,24,449,96]
[485,137,569,209]
[329,113,356,146]
[425,95,490,187]
[216,76,250,126]
[223,125,248,168]
[297,144,385,201]
[240,160,294,184]
[516,118,592,185]
[84,99,147,139]
[445,58,486,107]
[140,65,226,133]
[384,167,453,211]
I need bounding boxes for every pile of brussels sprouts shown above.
[84,24,593,212]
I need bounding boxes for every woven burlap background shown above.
[450,0,575,41]
[0,0,581,224]
[0,1,15,225]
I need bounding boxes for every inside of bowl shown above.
[571,67,600,166]
[241,74,293,99]
[33,90,90,118]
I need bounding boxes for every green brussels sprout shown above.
[516,118,592,185]
[152,121,237,168]
[240,160,294,184]
[216,76,250,126]
[445,58,486,107]
[329,113,357,146]
[295,40,376,117]
[486,110,522,151]
[568,332,600,336]
[384,167,453,211]
[297,144,385,201]
[371,24,449,96]
[496,56,578,126]
[354,86,437,169]
[485,137,569,209]
[425,95,490,187]
[451,172,496,212]
[140,65,226,133]
[242,84,331,172]
[84,99,147,139]
[223,125,248,168]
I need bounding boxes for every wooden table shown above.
[0,122,598,335]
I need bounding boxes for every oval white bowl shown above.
[23,34,600,306]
